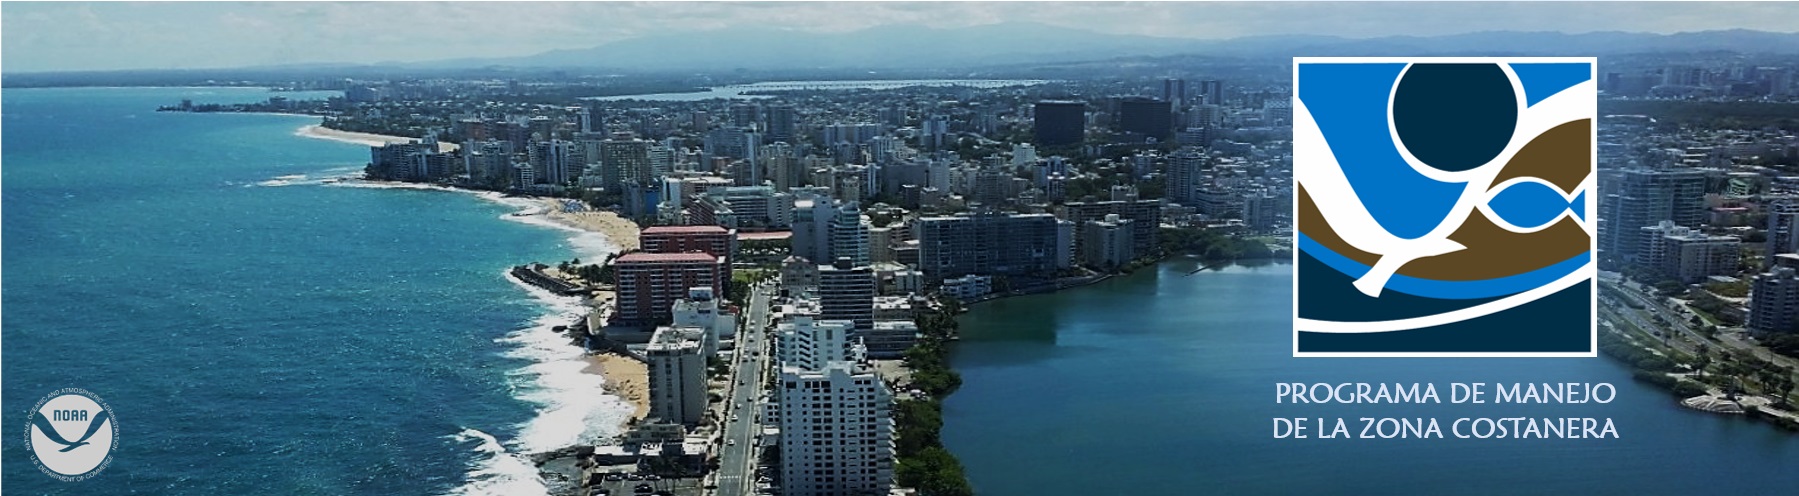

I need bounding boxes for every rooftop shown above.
[616,252,720,263]
[643,225,731,235]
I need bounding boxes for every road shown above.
[716,280,774,496]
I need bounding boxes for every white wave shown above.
[445,428,550,496]
[253,168,366,188]
[497,210,621,262]
[496,270,635,453]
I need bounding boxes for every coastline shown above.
[585,353,651,422]
[535,199,642,253]
[296,123,459,152]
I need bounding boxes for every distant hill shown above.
[8,24,1799,85]
[425,24,1799,71]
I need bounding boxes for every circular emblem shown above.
[24,388,117,481]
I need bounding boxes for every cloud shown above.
[4,1,1797,72]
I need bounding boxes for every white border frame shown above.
[1290,56,1600,358]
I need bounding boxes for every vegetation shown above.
[1159,226,1280,260]
[1599,100,1799,133]
[893,298,973,496]
[1766,333,1799,360]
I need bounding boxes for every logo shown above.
[1293,57,1597,357]
[25,388,117,481]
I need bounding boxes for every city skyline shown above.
[5,1,1799,73]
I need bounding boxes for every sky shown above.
[4,1,1798,73]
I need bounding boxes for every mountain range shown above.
[415,23,1799,71]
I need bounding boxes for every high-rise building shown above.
[1165,147,1207,205]
[370,140,445,181]
[1640,221,1741,284]
[914,211,1063,282]
[464,140,514,187]
[791,193,836,264]
[641,225,737,277]
[577,107,595,135]
[687,185,795,229]
[1062,199,1161,256]
[1599,169,1707,266]
[613,253,725,326]
[766,104,797,143]
[1163,78,1187,107]
[776,361,894,496]
[728,103,761,129]
[1034,100,1085,147]
[819,258,876,331]
[600,133,652,191]
[670,286,735,353]
[1116,97,1173,141]
[774,316,855,371]
[920,115,951,151]
[645,326,707,425]
[830,202,871,267]
[1750,266,1799,336]
[531,139,580,185]
[1197,80,1224,106]
[1080,214,1136,270]
[1765,198,1799,264]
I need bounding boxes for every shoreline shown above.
[295,123,459,152]
[584,353,651,422]
[533,199,641,254]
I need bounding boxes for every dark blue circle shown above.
[1393,63,1517,172]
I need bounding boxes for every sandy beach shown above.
[296,124,458,153]
[540,199,641,252]
[586,353,651,421]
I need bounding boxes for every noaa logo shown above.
[24,388,117,481]
[1293,57,1598,357]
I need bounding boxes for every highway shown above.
[715,280,774,496]
[1602,279,1799,370]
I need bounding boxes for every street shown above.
[715,280,775,496]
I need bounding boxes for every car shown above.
[604,473,625,482]
[727,439,737,446]
[587,489,611,496]
[644,474,661,481]
[732,414,741,422]
[633,483,654,493]
[628,473,644,481]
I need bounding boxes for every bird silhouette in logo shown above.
[31,410,111,452]
[1297,62,1593,298]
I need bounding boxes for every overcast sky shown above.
[5,1,1797,72]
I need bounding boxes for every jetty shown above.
[511,263,589,296]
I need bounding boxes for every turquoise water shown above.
[944,261,1799,494]
[3,87,627,494]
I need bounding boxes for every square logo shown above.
[1292,57,1598,357]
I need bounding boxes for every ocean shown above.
[2,87,627,494]
[943,261,1799,495]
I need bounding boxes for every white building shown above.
[775,316,856,371]
[1751,267,1799,335]
[941,274,993,301]
[646,327,708,425]
[671,286,737,354]
[776,361,895,496]
[1641,221,1741,284]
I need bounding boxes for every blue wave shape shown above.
[1298,63,1468,241]
[1489,182,1581,229]
[1297,232,1588,300]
